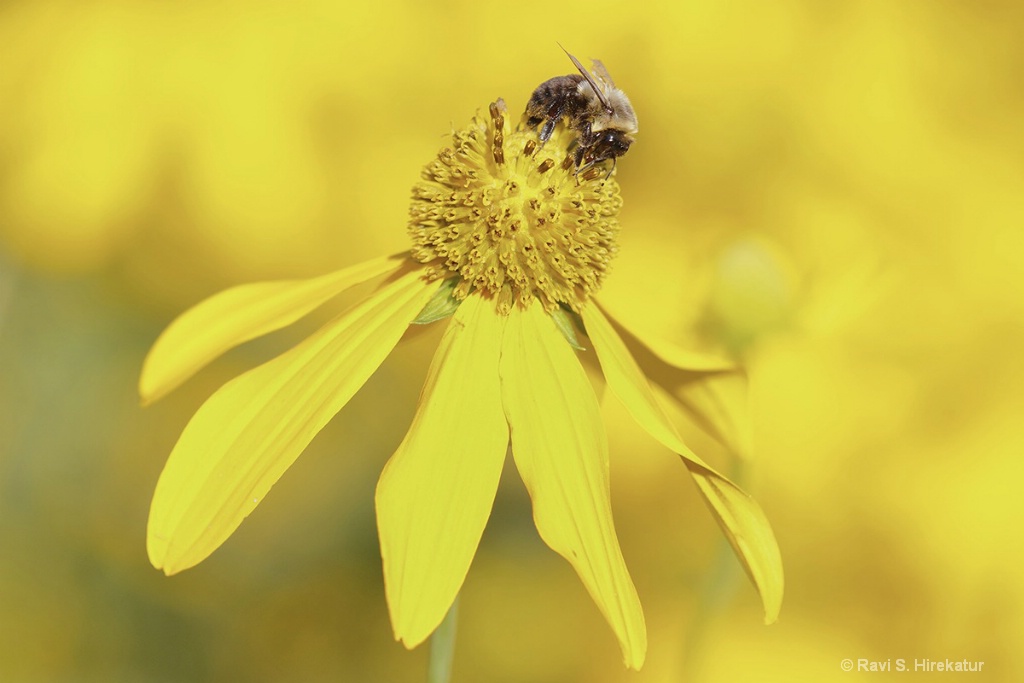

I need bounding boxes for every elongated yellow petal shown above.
[582,304,783,624]
[376,296,508,648]
[501,304,646,670]
[147,268,434,575]
[596,302,751,458]
[597,302,735,372]
[140,253,405,405]
[673,369,753,460]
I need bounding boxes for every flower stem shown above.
[427,595,459,683]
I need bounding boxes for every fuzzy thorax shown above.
[408,101,622,315]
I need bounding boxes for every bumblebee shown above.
[525,49,638,173]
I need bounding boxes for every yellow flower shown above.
[141,100,783,670]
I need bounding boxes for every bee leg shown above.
[527,95,571,153]
[540,117,559,144]
[572,149,592,184]
[533,112,564,155]
[604,157,616,180]
[573,144,587,169]
[536,97,572,149]
[573,153,613,182]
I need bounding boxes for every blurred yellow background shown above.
[2,0,1022,681]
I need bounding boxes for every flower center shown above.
[408,100,622,315]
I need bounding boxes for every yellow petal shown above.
[673,368,753,460]
[139,253,404,405]
[376,295,508,648]
[582,304,784,624]
[501,304,646,670]
[147,268,434,575]
[597,301,735,372]
[596,302,752,459]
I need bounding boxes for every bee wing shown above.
[563,49,612,111]
[590,59,617,89]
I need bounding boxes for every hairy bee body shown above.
[525,52,638,171]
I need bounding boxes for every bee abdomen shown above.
[525,74,586,135]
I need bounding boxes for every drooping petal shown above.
[582,304,783,624]
[599,302,752,460]
[501,304,646,670]
[672,369,753,460]
[376,295,508,648]
[140,253,405,405]
[597,301,735,372]
[147,268,434,575]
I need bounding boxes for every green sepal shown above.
[412,278,462,324]
[551,305,586,351]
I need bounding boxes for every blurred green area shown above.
[2,0,1023,681]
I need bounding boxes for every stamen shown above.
[408,102,622,314]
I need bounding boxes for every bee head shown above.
[594,129,633,159]
[576,129,634,170]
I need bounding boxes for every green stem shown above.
[427,595,459,683]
